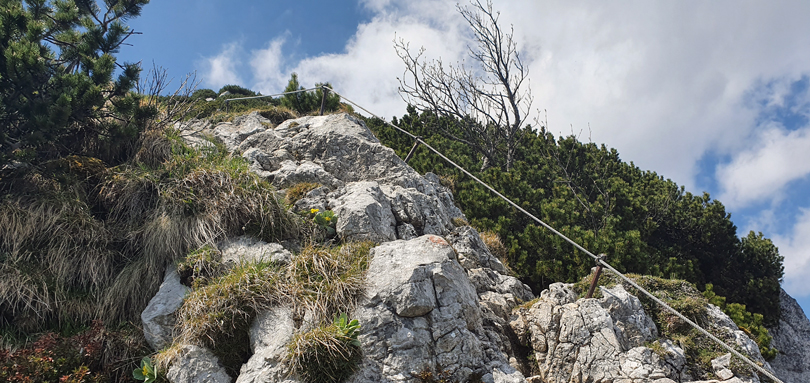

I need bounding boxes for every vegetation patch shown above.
[165,241,374,379]
[286,313,362,383]
[286,182,322,205]
[0,321,149,383]
[366,110,784,326]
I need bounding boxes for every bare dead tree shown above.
[395,0,532,171]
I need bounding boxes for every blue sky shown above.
[117,1,810,317]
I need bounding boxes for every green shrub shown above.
[191,89,218,100]
[703,284,778,360]
[218,85,257,97]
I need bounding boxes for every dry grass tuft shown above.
[0,196,117,331]
[289,242,373,323]
[285,182,321,206]
[165,241,374,378]
[258,106,298,125]
[98,129,300,324]
[286,322,362,383]
[134,128,174,168]
[0,126,302,333]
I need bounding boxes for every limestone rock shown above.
[218,236,292,266]
[511,284,676,383]
[348,235,525,383]
[177,113,465,228]
[167,345,231,383]
[236,307,300,383]
[768,288,810,383]
[141,266,188,351]
[447,226,508,274]
[329,181,397,242]
[600,285,658,350]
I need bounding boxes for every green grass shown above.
[164,241,375,379]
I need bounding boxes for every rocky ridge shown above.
[140,112,808,383]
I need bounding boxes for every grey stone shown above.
[600,285,658,349]
[270,160,343,189]
[218,236,292,266]
[511,283,682,383]
[329,181,397,242]
[447,226,508,274]
[141,266,188,351]
[236,307,299,383]
[348,235,522,383]
[769,288,810,383]
[167,345,231,383]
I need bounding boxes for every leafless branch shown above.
[395,0,532,171]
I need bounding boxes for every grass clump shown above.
[176,261,287,376]
[99,127,300,324]
[176,244,224,288]
[288,241,374,323]
[168,241,374,379]
[286,182,322,205]
[286,313,362,383]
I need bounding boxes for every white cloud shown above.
[245,1,810,189]
[773,208,810,297]
[250,35,290,93]
[199,42,243,90]
[717,125,810,208]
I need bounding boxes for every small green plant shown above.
[333,313,361,347]
[133,357,156,383]
[310,208,337,237]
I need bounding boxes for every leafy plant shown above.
[132,357,156,383]
[310,209,337,237]
[333,313,361,347]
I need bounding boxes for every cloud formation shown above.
[717,125,810,208]
[774,208,810,296]
[199,42,243,91]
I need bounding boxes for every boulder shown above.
[511,284,677,383]
[167,345,231,383]
[236,306,299,383]
[329,181,397,242]
[348,235,525,383]
[141,266,189,351]
[218,236,292,267]
[768,288,810,383]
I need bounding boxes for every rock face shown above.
[167,345,231,383]
[162,113,806,383]
[142,266,189,351]
[177,113,464,241]
[347,235,526,383]
[510,283,776,383]
[769,289,810,383]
